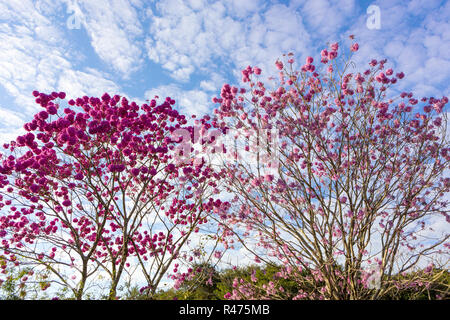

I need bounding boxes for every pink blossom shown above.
[328,51,337,60]
[253,67,262,75]
[275,60,284,70]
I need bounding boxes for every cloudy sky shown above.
[0,0,449,143]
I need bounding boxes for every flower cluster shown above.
[0,91,225,299]
[210,39,449,300]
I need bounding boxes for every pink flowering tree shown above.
[212,40,449,299]
[0,92,225,299]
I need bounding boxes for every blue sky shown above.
[0,0,449,144]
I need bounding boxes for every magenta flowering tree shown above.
[212,40,449,299]
[0,92,224,299]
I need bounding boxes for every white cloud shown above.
[223,0,262,18]
[0,20,65,112]
[0,33,118,113]
[145,84,211,118]
[0,105,26,145]
[145,0,313,86]
[0,107,24,127]
[323,0,450,100]
[296,0,356,38]
[77,0,144,76]
[199,80,217,92]
[58,68,120,99]
[0,0,126,145]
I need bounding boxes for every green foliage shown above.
[154,263,222,300]
[213,264,297,299]
[144,264,450,301]
[0,257,30,300]
[382,268,450,300]
[2,257,446,300]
